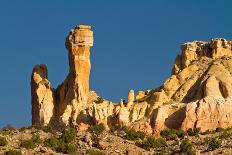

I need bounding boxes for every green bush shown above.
[201,130,216,135]
[44,137,60,151]
[4,150,22,155]
[55,141,76,154]
[220,131,232,139]
[59,128,76,143]
[44,134,76,154]
[87,149,105,155]
[187,128,200,136]
[0,136,8,146]
[180,139,193,155]
[88,124,105,136]
[31,135,42,143]
[140,136,166,150]
[20,135,41,149]
[42,125,52,133]
[207,138,221,151]
[20,139,36,149]
[160,128,185,140]
[216,127,225,132]
[124,129,145,140]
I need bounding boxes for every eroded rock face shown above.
[182,97,232,132]
[55,25,94,125]
[31,64,54,126]
[31,25,232,134]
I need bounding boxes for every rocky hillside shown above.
[1,125,232,155]
[31,24,232,136]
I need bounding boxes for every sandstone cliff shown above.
[31,25,232,134]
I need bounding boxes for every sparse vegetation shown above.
[124,129,145,140]
[139,136,166,150]
[160,128,185,140]
[87,123,105,136]
[4,150,22,155]
[44,128,76,154]
[201,129,216,135]
[87,149,105,155]
[59,128,76,143]
[44,137,60,151]
[0,136,8,146]
[20,134,41,149]
[180,139,193,155]
[207,137,222,151]
[220,131,232,139]
[42,125,52,133]
[187,128,200,136]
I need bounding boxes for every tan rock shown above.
[136,91,145,100]
[31,27,232,134]
[56,25,94,125]
[97,140,109,150]
[182,97,232,132]
[118,107,130,126]
[31,64,54,126]
[127,89,134,109]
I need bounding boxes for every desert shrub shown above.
[160,128,185,140]
[21,139,36,149]
[55,141,76,154]
[0,136,8,146]
[59,128,76,143]
[44,135,76,154]
[20,139,36,149]
[87,149,105,155]
[187,128,200,136]
[42,125,52,133]
[88,123,105,136]
[216,127,225,132]
[220,131,232,139]
[0,130,13,136]
[4,150,22,155]
[201,130,216,135]
[180,139,193,155]
[124,129,145,140]
[21,135,41,149]
[44,137,60,150]
[31,134,42,143]
[139,136,166,150]
[207,137,222,151]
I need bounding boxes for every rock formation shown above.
[31,64,54,126]
[31,25,232,134]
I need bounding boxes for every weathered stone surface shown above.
[127,90,134,109]
[55,25,94,126]
[31,26,232,134]
[182,97,232,132]
[31,64,54,126]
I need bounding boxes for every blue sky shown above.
[0,0,231,127]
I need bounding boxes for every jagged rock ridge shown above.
[31,25,232,134]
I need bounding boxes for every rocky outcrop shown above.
[55,25,93,126]
[31,24,232,134]
[182,97,232,132]
[31,64,54,126]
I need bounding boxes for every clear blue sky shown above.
[0,0,231,127]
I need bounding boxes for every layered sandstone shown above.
[31,25,232,134]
